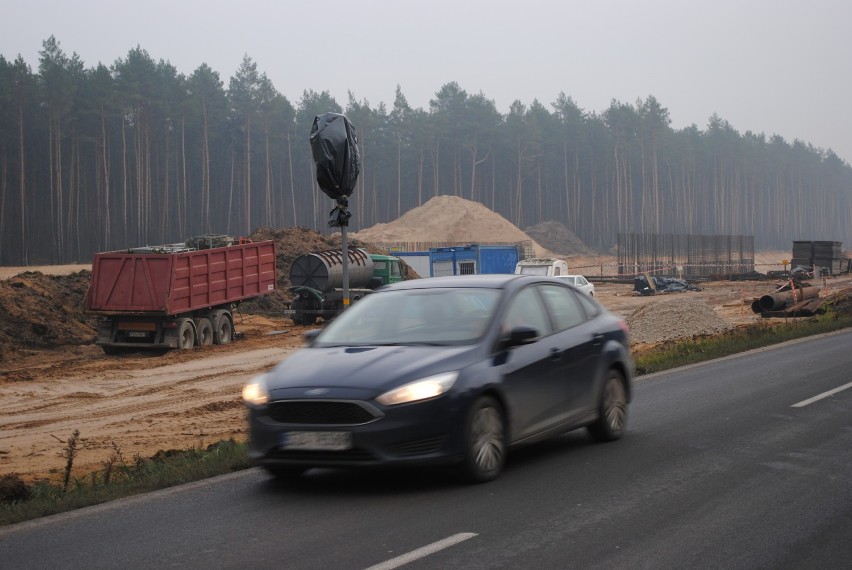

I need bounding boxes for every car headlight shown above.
[376,372,459,406]
[242,374,270,406]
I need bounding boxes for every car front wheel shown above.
[588,369,628,442]
[460,396,506,483]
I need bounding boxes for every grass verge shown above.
[2,309,851,527]
[0,440,251,527]
[634,309,852,375]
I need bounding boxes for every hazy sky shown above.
[4,0,851,162]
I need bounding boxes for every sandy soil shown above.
[0,197,831,484]
[2,263,822,484]
[0,314,310,483]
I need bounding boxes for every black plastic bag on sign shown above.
[310,113,360,201]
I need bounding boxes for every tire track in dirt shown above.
[0,345,297,482]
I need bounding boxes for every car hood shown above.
[266,344,477,397]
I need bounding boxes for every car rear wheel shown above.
[588,369,628,442]
[460,396,506,483]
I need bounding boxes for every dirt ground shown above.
[4,263,834,484]
[0,199,845,483]
[0,312,306,483]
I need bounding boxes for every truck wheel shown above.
[291,299,317,326]
[212,311,233,345]
[177,319,196,350]
[194,318,214,347]
[295,313,316,326]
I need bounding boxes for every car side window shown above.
[574,289,601,318]
[501,286,551,337]
[539,284,586,330]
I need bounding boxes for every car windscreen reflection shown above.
[315,288,502,347]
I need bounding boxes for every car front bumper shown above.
[247,394,467,470]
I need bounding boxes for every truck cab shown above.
[514,258,569,276]
[370,254,405,286]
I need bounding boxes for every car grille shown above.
[266,400,379,425]
[388,435,446,456]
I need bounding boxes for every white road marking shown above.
[791,380,852,407]
[364,532,478,570]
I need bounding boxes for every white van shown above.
[513,258,569,276]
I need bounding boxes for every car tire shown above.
[460,395,506,483]
[588,369,628,442]
[263,465,307,480]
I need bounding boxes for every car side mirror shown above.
[304,329,322,345]
[500,325,538,349]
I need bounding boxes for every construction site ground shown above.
[4,259,850,485]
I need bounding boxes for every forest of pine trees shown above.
[1,37,851,265]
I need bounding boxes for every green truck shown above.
[288,248,404,325]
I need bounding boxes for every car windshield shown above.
[315,287,502,347]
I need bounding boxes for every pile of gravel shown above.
[626,297,732,345]
[524,220,600,256]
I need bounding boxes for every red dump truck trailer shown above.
[84,238,277,354]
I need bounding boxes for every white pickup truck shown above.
[513,258,569,276]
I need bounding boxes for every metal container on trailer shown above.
[289,248,375,293]
[85,240,277,315]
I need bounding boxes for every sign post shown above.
[309,113,360,312]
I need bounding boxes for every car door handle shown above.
[549,347,564,360]
[591,333,605,345]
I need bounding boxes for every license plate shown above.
[126,331,148,338]
[280,431,352,451]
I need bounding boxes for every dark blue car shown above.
[243,274,633,483]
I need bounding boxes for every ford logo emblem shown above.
[305,388,329,396]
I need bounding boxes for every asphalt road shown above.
[2,330,851,569]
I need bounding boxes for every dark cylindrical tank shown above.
[289,248,375,293]
[758,286,821,311]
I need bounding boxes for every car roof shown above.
[380,274,536,291]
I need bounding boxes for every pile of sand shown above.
[0,271,96,365]
[350,195,550,256]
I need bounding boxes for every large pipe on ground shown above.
[758,286,822,311]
